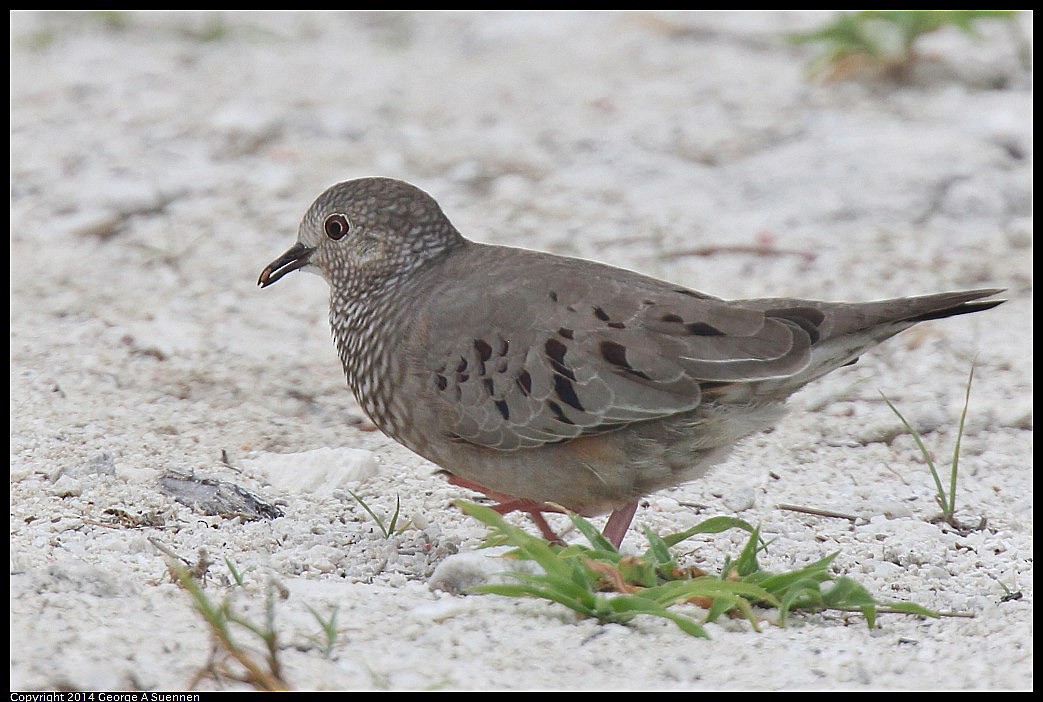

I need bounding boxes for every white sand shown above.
[10,11,1032,691]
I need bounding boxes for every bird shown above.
[258,177,1003,548]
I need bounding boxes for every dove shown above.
[260,177,1003,546]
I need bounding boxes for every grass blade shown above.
[756,552,837,595]
[607,595,710,638]
[880,601,941,618]
[659,516,757,548]
[732,525,763,577]
[348,489,389,538]
[880,391,948,512]
[474,581,597,616]
[779,581,824,626]
[456,501,574,579]
[568,512,619,555]
[948,365,975,516]
[387,495,402,535]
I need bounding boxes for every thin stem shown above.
[948,366,975,517]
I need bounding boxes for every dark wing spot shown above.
[675,288,704,298]
[435,375,447,391]
[456,373,469,383]
[593,306,610,321]
[545,338,567,363]
[495,357,508,373]
[544,338,577,381]
[517,370,532,396]
[558,327,574,339]
[474,339,492,362]
[552,361,576,382]
[553,374,585,411]
[661,313,683,323]
[607,321,625,329]
[600,340,629,367]
[482,378,495,396]
[599,340,652,380]
[495,399,510,420]
[546,400,575,425]
[548,291,558,302]
[456,357,468,373]
[684,322,724,336]
[497,336,509,356]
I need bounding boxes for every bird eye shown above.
[323,213,351,241]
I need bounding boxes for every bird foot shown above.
[443,473,637,548]
[443,473,574,543]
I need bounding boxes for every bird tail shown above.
[901,291,1006,323]
[747,288,1005,395]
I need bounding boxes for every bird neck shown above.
[328,236,469,441]
[327,264,434,444]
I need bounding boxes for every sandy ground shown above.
[9,11,1032,691]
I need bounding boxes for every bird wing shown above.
[421,248,818,450]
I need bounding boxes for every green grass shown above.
[170,561,288,691]
[788,10,1018,80]
[304,604,340,659]
[348,490,411,538]
[169,558,342,689]
[225,556,251,587]
[459,502,939,638]
[881,365,977,529]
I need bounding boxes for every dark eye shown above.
[324,213,351,240]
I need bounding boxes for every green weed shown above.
[789,10,1018,80]
[348,490,411,538]
[882,366,979,529]
[460,502,939,638]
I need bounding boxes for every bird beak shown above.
[258,242,315,288]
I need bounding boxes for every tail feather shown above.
[827,288,1006,337]
[746,288,1005,396]
[907,296,1006,323]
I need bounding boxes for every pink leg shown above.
[601,500,639,549]
[443,474,566,543]
[444,473,638,548]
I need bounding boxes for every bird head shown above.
[258,177,465,294]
